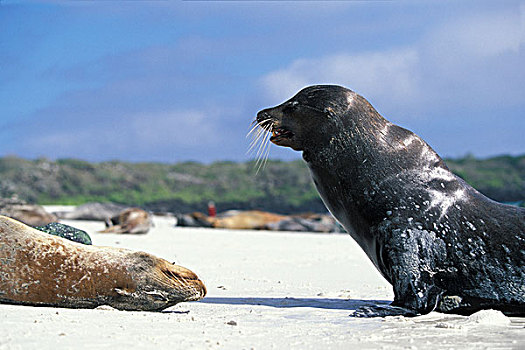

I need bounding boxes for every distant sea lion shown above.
[256,85,525,316]
[211,210,286,230]
[264,213,340,233]
[176,212,214,228]
[100,208,152,234]
[0,216,206,311]
[0,197,57,227]
[53,202,127,221]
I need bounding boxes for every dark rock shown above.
[35,222,92,245]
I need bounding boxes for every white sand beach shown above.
[1,214,524,349]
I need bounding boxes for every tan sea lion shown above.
[0,215,206,311]
[211,210,286,230]
[0,197,57,227]
[100,208,153,234]
[53,202,127,221]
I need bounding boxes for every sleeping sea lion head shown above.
[112,252,207,311]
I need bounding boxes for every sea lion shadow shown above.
[198,297,392,312]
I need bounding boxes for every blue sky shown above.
[1,0,524,163]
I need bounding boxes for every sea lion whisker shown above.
[246,119,263,138]
[260,130,273,170]
[255,125,271,157]
[248,126,266,151]
[247,128,266,156]
[254,135,267,166]
[260,136,271,172]
[255,131,271,174]
[249,121,271,147]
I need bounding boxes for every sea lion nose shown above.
[256,109,270,123]
[257,106,282,124]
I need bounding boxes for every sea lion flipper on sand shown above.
[0,215,206,311]
[254,85,525,317]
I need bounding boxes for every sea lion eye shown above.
[283,102,299,115]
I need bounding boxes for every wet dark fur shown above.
[257,85,525,316]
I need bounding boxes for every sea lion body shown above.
[256,85,525,316]
[101,208,152,234]
[0,216,205,311]
[0,198,57,227]
[53,202,127,221]
[212,210,286,230]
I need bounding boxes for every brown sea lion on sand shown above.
[53,202,127,221]
[0,197,57,227]
[100,208,153,234]
[211,210,286,230]
[175,210,286,230]
[0,215,206,311]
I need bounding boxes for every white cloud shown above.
[129,109,220,148]
[427,9,525,59]
[260,4,525,120]
[261,48,420,108]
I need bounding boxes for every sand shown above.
[1,214,524,349]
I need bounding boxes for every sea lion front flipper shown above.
[380,227,445,315]
[99,225,125,233]
[352,304,418,318]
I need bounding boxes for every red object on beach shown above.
[208,201,216,217]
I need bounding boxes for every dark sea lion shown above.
[176,212,214,228]
[100,208,153,234]
[0,215,206,311]
[265,213,340,233]
[256,85,525,316]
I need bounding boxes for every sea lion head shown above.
[112,252,207,311]
[255,85,433,169]
[255,85,383,159]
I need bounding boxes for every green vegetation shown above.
[0,155,523,214]
[444,154,525,203]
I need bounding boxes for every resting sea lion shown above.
[255,85,525,316]
[0,197,57,227]
[53,202,127,221]
[0,215,205,311]
[211,210,286,230]
[101,208,152,234]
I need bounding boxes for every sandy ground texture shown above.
[1,213,524,349]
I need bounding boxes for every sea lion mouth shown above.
[160,263,207,301]
[270,127,294,144]
[248,110,299,172]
